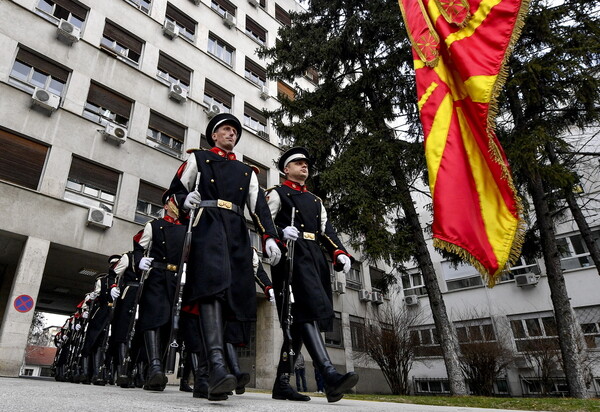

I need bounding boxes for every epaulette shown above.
[185,148,206,154]
[265,185,281,192]
[243,162,260,175]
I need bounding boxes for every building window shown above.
[369,266,385,292]
[304,67,319,84]
[146,111,185,158]
[455,321,496,343]
[245,17,266,45]
[575,305,600,349]
[510,315,559,352]
[243,104,267,137]
[244,157,268,189]
[245,58,266,88]
[349,315,365,352]
[499,255,541,282]
[157,52,191,89]
[83,82,133,127]
[401,270,426,296]
[136,181,164,224]
[208,33,234,67]
[101,21,143,66]
[414,378,451,395]
[442,261,483,291]
[211,0,235,17]
[410,326,442,357]
[166,3,196,43]
[0,129,48,190]
[324,312,343,348]
[35,0,87,28]
[124,0,151,14]
[345,262,362,290]
[22,369,34,376]
[204,80,233,113]
[556,231,600,271]
[275,4,291,27]
[277,80,295,101]
[9,48,69,96]
[520,376,569,396]
[64,157,119,212]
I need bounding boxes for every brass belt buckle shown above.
[218,199,233,210]
[303,232,315,240]
[166,264,178,272]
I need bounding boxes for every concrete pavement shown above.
[0,377,537,412]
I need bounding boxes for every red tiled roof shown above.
[24,346,56,366]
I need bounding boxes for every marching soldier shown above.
[133,194,187,391]
[266,147,358,403]
[165,113,281,399]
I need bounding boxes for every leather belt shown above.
[300,231,316,241]
[199,199,243,216]
[152,261,179,272]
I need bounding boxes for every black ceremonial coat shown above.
[267,183,351,331]
[134,218,186,332]
[81,273,115,355]
[166,149,278,321]
[110,252,139,343]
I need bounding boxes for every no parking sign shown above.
[14,295,34,313]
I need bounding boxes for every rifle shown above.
[165,172,201,374]
[119,246,151,381]
[280,207,296,373]
[68,298,95,380]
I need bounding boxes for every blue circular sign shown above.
[14,295,34,313]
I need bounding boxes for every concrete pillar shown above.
[0,236,50,376]
[255,298,281,390]
[341,312,355,373]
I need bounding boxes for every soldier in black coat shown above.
[133,195,187,391]
[266,147,358,403]
[165,113,281,399]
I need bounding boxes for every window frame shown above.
[208,33,235,67]
[9,48,69,97]
[35,0,87,29]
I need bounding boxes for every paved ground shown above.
[0,377,537,412]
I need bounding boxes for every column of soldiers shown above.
[52,113,359,402]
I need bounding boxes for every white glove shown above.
[82,311,89,319]
[184,190,201,210]
[63,334,70,340]
[110,287,120,300]
[265,238,281,266]
[268,288,275,304]
[139,257,154,271]
[282,226,299,241]
[337,254,351,274]
[75,324,81,331]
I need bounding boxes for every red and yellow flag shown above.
[399,0,529,285]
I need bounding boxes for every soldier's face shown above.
[212,124,238,151]
[285,159,309,181]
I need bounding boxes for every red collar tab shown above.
[283,180,308,192]
[210,147,237,160]
[163,215,181,225]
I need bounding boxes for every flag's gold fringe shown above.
[433,238,495,286]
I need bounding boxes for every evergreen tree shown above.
[498,0,600,398]
[260,0,467,395]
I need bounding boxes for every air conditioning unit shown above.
[515,273,539,287]
[223,11,236,28]
[248,0,259,6]
[87,207,113,229]
[31,87,60,113]
[371,291,384,305]
[57,19,80,44]
[259,85,269,100]
[358,289,371,302]
[163,20,179,39]
[257,130,269,140]
[404,295,419,306]
[205,104,221,119]
[332,281,345,295]
[102,122,128,144]
[168,83,188,102]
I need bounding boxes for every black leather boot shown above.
[198,300,236,399]
[80,356,91,384]
[301,322,358,403]
[193,350,228,401]
[143,329,167,391]
[116,343,130,387]
[179,352,193,392]
[134,361,145,388]
[272,373,311,401]
[224,342,250,394]
[91,347,106,386]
